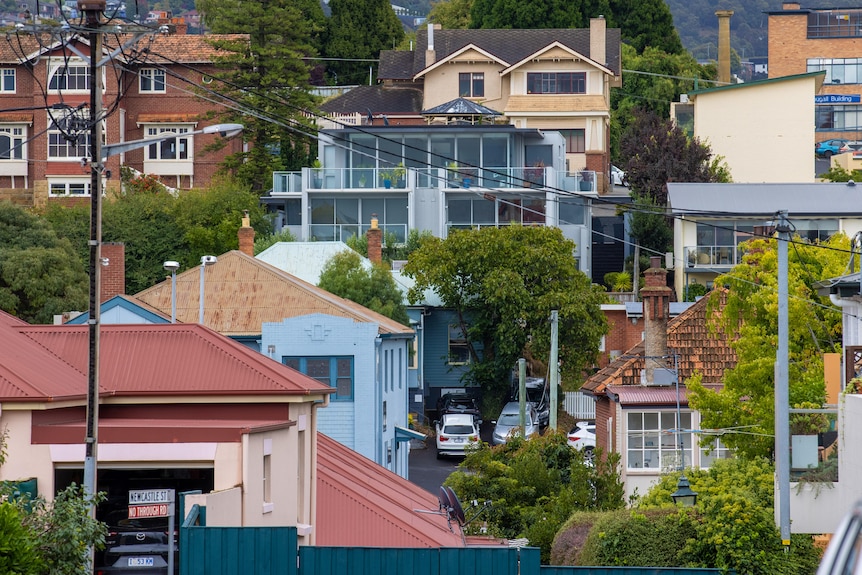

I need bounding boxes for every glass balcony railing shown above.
[308,223,408,243]
[685,245,741,267]
[271,166,597,193]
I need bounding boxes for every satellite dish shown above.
[438,486,452,512]
[443,485,466,526]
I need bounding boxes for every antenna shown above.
[415,485,492,541]
[443,486,466,526]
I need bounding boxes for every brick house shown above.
[0,25,244,208]
[768,2,862,143]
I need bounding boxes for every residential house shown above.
[131,240,416,477]
[684,71,824,182]
[667,182,862,302]
[768,2,862,144]
[581,258,737,500]
[598,302,693,369]
[0,311,331,543]
[0,21,242,207]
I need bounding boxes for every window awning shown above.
[394,425,426,443]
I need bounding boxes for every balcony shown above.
[685,245,741,268]
[271,166,597,194]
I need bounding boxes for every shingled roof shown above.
[320,84,424,115]
[581,291,736,396]
[133,251,413,338]
[380,27,621,80]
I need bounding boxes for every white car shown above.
[436,413,481,459]
[611,165,628,187]
[567,421,596,450]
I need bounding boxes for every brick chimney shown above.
[100,242,125,302]
[716,10,734,85]
[782,2,801,10]
[367,214,382,265]
[590,16,607,67]
[640,256,672,383]
[238,210,255,257]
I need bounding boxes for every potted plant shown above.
[578,169,593,191]
[446,161,461,186]
[525,160,545,187]
[380,162,406,189]
[311,158,323,188]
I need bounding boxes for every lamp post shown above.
[163,261,179,323]
[199,255,217,325]
[670,352,698,507]
[671,474,698,507]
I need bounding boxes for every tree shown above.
[428,0,473,28]
[196,0,321,192]
[318,250,410,325]
[446,430,624,563]
[688,234,849,459]
[402,226,608,409]
[323,0,405,85]
[345,228,434,263]
[608,0,682,55]
[0,202,88,323]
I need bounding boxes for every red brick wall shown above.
[100,242,125,301]
[769,12,862,78]
[594,396,616,454]
[597,308,644,368]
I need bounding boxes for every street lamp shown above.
[163,261,179,323]
[199,255,217,325]
[671,474,698,507]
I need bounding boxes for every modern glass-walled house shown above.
[264,124,596,276]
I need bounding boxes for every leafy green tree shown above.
[402,226,608,409]
[196,0,321,192]
[323,0,405,85]
[428,0,473,28]
[254,228,297,255]
[627,193,673,256]
[633,458,821,575]
[688,234,849,459]
[318,250,410,325]
[0,502,42,575]
[608,0,682,54]
[0,202,88,323]
[447,430,624,563]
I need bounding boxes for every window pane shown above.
[448,199,471,223]
[311,198,335,224]
[473,198,495,223]
[306,358,330,384]
[284,358,299,370]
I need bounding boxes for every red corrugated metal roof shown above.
[0,311,332,402]
[316,434,465,548]
[605,384,689,406]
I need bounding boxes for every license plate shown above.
[454,437,464,443]
[128,557,154,567]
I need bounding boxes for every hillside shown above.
[667,0,862,61]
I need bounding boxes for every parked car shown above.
[817,499,862,575]
[512,376,550,428]
[435,413,481,459]
[845,140,862,152]
[98,515,176,575]
[567,421,596,464]
[437,393,482,424]
[815,138,850,158]
[611,164,628,187]
[491,402,539,445]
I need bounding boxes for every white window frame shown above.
[48,59,93,93]
[626,410,692,471]
[48,178,92,197]
[0,125,26,160]
[145,125,193,161]
[0,68,15,93]
[47,109,102,160]
[140,68,166,93]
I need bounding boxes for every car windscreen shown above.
[498,413,527,426]
[443,424,474,434]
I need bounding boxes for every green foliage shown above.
[402,226,608,403]
[636,459,821,575]
[446,430,625,562]
[318,250,410,325]
[819,164,862,182]
[603,271,632,292]
[550,510,606,565]
[428,0,472,28]
[689,234,848,459]
[0,502,42,575]
[627,193,673,255]
[0,202,88,323]
[254,227,297,255]
[608,0,682,55]
[197,0,321,192]
[683,282,708,302]
[346,228,435,263]
[620,108,730,207]
[323,0,405,85]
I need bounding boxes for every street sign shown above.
[128,504,169,518]
[128,489,174,505]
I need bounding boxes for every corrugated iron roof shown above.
[316,434,465,548]
[133,251,413,337]
[0,311,331,403]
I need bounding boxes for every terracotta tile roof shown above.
[380,28,621,79]
[0,311,332,403]
[132,251,413,338]
[316,434,465,547]
[581,292,736,395]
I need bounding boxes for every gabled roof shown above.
[65,295,170,325]
[581,292,736,396]
[133,251,413,338]
[500,41,613,77]
[319,85,424,115]
[414,43,509,79]
[687,70,825,97]
[316,434,465,547]
[256,241,371,285]
[379,28,621,80]
[0,310,332,404]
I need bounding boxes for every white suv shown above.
[435,413,481,459]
